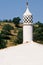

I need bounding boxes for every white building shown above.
[0,1,43,65]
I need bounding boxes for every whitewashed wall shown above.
[23,24,33,43]
[0,42,43,65]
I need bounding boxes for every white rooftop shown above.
[23,7,32,16]
[0,42,43,65]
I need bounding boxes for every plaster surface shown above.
[0,42,43,65]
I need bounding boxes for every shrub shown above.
[2,24,14,32]
[0,33,7,49]
[14,28,23,44]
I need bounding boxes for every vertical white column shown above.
[23,1,33,43]
[23,23,33,43]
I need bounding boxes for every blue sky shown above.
[0,0,43,23]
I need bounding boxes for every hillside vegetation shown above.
[0,17,43,49]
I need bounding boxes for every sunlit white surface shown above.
[23,24,33,43]
[0,42,43,65]
[23,7,32,16]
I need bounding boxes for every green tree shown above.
[14,29,23,44]
[3,19,8,22]
[0,33,7,49]
[12,17,21,27]
[8,19,12,23]
[33,21,43,43]
[1,24,14,41]
[2,24,14,32]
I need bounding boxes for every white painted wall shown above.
[0,42,43,65]
[23,23,33,43]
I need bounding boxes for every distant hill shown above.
[0,21,43,49]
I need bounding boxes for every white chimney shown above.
[23,1,33,43]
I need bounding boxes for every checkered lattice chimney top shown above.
[23,1,32,23]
